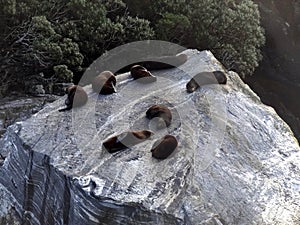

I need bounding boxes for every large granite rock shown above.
[1,50,300,224]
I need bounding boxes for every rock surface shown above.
[1,50,300,224]
[0,95,59,138]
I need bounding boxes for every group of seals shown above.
[102,104,178,159]
[59,54,188,111]
[146,105,177,159]
[58,72,117,111]
[58,52,228,159]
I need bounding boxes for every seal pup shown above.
[58,85,88,112]
[151,135,178,159]
[92,71,117,94]
[130,65,157,83]
[186,71,227,93]
[146,105,172,129]
[102,130,153,153]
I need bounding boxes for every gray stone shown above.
[0,50,300,224]
[0,95,59,138]
[0,183,20,225]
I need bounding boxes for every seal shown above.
[142,53,188,70]
[102,130,153,153]
[92,71,117,94]
[151,135,178,159]
[130,65,157,83]
[58,85,88,112]
[117,53,188,74]
[146,105,172,129]
[186,71,227,93]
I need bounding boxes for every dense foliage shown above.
[0,0,154,95]
[0,0,264,96]
[125,0,265,76]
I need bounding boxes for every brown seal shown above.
[58,85,88,112]
[130,65,157,83]
[142,53,188,70]
[92,71,117,94]
[117,53,188,73]
[186,71,227,93]
[146,105,172,129]
[151,135,178,159]
[102,130,153,153]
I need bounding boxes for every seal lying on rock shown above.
[141,53,188,70]
[151,135,178,159]
[130,65,157,83]
[146,105,172,129]
[186,71,227,93]
[58,85,88,112]
[92,71,117,95]
[117,53,188,74]
[102,130,154,153]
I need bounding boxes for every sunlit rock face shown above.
[1,50,300,225]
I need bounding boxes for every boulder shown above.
[1,50,300,224]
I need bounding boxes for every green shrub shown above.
[53,65,73,83]
[156,13,190,43]
[125,0,265,76]
[189,0,265,76]
[0,0,265,97]
[0,0,154,95]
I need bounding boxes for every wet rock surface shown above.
[1,50,300,224]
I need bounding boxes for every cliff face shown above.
[1,50,300,225]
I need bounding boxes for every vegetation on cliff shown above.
[0,0,264,96]
[125,0,265,76]
[0,0,154,95]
